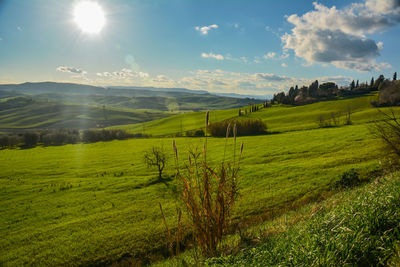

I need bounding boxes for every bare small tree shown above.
[345,106,352,125]
[373,109,400,158]
[144,146,168,180]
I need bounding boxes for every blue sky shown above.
[0,0,399,96]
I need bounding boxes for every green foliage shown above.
[208,119,266,137]
[23,132,39,147]
[185,129,205,137]
[208,175,400,266]
[0,129,133,149]
[334,168,361,188]
[82,129,131,143]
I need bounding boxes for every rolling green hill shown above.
[1,93,399,265]
[0,82,263,131]
[115,93,381,136]
[0,82,262,112]
[0,96,170,130]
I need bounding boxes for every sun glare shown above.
[74,1,105,34]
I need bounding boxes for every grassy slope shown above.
[34,93,260,112]
[0,96,171,130]
[157,173,400,266]
[208,174,400,266]
[115,93,380,136]
[0,126,384,265]
[1,94,398,265]
[114,108,240,136]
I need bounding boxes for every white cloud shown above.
[365,0,400,16]
[96,68,149,79]
[264,52,276,59]
[255,73,291,82]
[0,37,2,41]
[281,0,398,71]
[91,68,354,97]
[239,57,249,63]
[17,26,22,31]
[195,24,218,35]
[281,63,288,67]
[56,66,87,75]
[201,52,224,60]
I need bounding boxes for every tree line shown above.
[272,72,397,105]
[0,128,148,149]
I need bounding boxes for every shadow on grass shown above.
[133,175,175,190]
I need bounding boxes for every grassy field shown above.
[208,173,400,266]
[1,94,398,265]
[116,93,380,136]
[157,172,400,266]
[0,96,171,130]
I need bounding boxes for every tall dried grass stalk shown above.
[159,202,173,255]
[173,113,243,257]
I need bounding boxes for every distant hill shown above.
[0,96,170,130]
[0,82,263,130]
[107,85,209,95]
[0,82,265,100]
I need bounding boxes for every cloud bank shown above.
[282,0,400,71]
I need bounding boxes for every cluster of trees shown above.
[238,104,263,116]
[208,119,267,137]
[272,80,334,105]
[370,73,400,106]
[272,72,397,105]
[0,128,141,149]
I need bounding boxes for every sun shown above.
[74,1,105,34]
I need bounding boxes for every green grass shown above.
[206,173,400,266]
[0,96,171,130]
[1,94,398,265]
[113,108,240,136]
[117,93,385,136]
[0,123,385,265]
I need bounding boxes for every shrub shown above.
[185,129,205,137]
[208,119,266,137]
[334,169,360,188]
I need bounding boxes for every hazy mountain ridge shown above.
[0,82,263,130]
[0,82,265,99]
